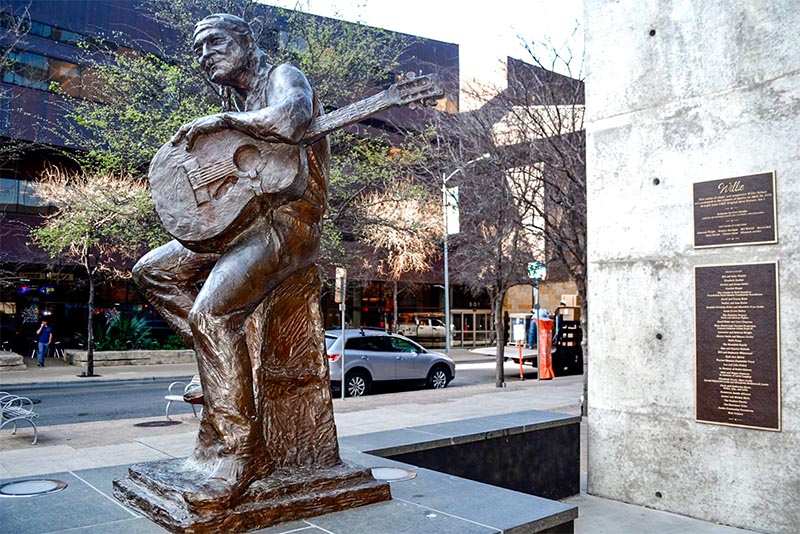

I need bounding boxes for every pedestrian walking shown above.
[36,319,52,367]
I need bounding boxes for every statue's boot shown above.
[184,455,256,508]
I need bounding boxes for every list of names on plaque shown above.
[693,172,777,248]
[695,263,780,431]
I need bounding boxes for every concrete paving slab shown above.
[301,499,498,534]
[56,517,167,534]
[0,471,136,534]
[340,428,446,454]
[0,445,85,477]
[564,492,751,533]
[407,410,578,441]
[72,464,134,500]
[0,415,200,452]
[343,448,575,533]
[253,521,328,533]
[80,442,173,467]
[134,431,197,458]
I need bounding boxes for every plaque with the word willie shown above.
[695,262,780,431]
[693,172,777,248]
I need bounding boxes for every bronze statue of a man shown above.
[132,13,333,505]
[116,11,442,529]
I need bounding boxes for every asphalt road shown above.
[2,356,540,427]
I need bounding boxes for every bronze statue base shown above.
[113,458,391,533]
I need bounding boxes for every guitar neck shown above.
[303,91,399,145]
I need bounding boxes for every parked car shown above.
[325,328,456,397]
[396,315,454,341]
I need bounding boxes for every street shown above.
[2,351,542,426]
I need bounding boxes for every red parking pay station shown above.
[538,318,555,380]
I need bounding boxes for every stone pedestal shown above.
[114,458,390,533]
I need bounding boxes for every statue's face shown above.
[193,27,248,85]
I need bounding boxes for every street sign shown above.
[335,267,347,303]
[445,186,460,235]
[527,261,546,281]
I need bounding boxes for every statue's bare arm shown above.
[172,64,314,150]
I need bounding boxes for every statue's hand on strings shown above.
[171,113,231,151]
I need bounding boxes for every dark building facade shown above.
[0,0,484,353]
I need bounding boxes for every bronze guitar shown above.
[149,73,444,253]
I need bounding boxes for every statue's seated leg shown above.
[183,226,312,504]
[132,239,218,346]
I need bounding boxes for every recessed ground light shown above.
[371,467,417,482]
[133,420,182,428]
[0,479,67,497]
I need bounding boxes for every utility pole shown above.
[442,153,491,358]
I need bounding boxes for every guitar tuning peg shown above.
[405,72,416,80]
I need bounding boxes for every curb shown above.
[1,374,195,391]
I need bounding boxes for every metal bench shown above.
[0,392,39,445]
[165,375,202,421]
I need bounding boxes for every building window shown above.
[2,49,86,97]
[0,177,46,209]
[3,50,50,91]
[29,20,84,46]
[1,13,90,47]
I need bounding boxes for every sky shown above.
[264,0,584,80]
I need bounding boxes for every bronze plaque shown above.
[695,262,781,431]
[693,172,777,248]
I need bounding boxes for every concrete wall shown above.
[584,1,799,531]
[67,350,195,367]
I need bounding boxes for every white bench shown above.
[165,375,202,421]
[0,392,39,444]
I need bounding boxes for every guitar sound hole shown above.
[234,144,262,174]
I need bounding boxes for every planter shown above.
[0,352,26,371]
[66,349,195,368]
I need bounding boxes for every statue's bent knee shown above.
[131,255,149,286]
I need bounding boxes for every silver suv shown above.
[325,328,456,397]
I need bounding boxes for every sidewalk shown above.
[0,351,749,533]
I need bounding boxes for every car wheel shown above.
[345,370,370,397]
[427,365,450,389]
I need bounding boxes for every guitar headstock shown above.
[389,72,445,109]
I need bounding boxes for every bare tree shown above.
[413,36,585,392]
[484,45,587,411]
[357,181,442,329]
[412,115,543,387]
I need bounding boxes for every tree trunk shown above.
[494,290,506,388]
[86,262,95,377]
[392,280,398,332]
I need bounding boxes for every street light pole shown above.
[442,153,490,359]
[442,186,451,357]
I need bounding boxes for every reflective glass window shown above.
[19,179,41,206]
[0,177,19,204]
[3,50,49,90]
